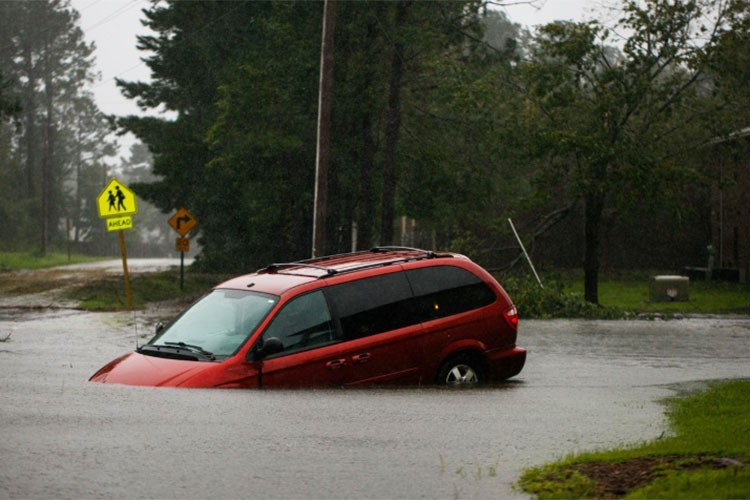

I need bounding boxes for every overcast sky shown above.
[73,0,605,120]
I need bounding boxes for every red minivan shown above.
[90,247,526,388]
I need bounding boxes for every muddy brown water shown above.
[1,305,748,499]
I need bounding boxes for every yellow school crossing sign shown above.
[97,178,137,219]
[97,178,137,232]
[96,178,138,309]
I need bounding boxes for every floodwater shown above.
[1,306,748,499]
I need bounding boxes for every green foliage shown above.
[114,0,750,287]
[500,274,625,319]
[118,0,507,271]
[397,9,531,256]
[500,271,750,317]
[518,0,750,303]
[0,70,20,118]
[0,0,116,254]
[518,464,596,499]
[657,380,750,456]
[628,467,750,499]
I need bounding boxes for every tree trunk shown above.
[22,43,37,200]
[358,112,375,249]
[583,191,605,304]
[355,15,380,250]
[39,18,54,256]
[380,0,407,246]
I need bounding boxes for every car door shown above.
[325,270,427,386]
[254,290,351,388]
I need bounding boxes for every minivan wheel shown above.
[437,354,484,386]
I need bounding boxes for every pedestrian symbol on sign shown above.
[116,186,127,211]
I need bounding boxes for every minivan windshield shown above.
[149,289,278,359]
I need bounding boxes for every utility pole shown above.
[312,0,336,258]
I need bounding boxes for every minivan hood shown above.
[89,351,212,387]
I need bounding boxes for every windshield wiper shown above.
[137,344,200,361]
[161,341,216,360]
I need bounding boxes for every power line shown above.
[81,0,142,34]
[91,1,251,91]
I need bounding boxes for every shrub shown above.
[500,274,625,319]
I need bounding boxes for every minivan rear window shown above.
[406,266,496,321]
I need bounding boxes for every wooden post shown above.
[118,230,133,309]
[66,218,72,263]
[312,0,336,258]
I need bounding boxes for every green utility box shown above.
[650,275,690,302]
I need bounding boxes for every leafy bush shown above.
[499,274,625,319]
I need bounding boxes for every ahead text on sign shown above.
[107,215,133,232]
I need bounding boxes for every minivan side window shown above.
[406,266,496,321]
[261,290,337,353]
[326,271,415,340]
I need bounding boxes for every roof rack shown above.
[256,247,454,278]
[256,262,338,276]
[370,246,453,258]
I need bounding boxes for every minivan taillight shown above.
[503,305,518,330]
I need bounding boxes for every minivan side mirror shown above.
[250,337,284,362]
[155,322,165,335]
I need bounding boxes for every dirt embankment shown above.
[0,267,107,309]
[0,259,187,310]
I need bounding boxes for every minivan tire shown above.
[437,353,485,386]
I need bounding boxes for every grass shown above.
[502,270,750,318]
[517,379,750,499]
[573,272,750,315]
[66,270,227,311]
[0,251,104,271]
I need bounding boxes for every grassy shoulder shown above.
[573,272,750,315]
[65,270,227,311]
[0,251,105,271]
[517,379,750,499]
[502,272,750,319]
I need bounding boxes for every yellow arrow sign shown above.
[97,178,137,218]
[168,208,198,237]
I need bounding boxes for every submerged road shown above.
[0,304,748,499]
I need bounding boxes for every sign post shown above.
[118,230,133,309]
[96,178,138,309]
[168,208,198,290]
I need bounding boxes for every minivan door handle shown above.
[325,358,347,370]
[352,353,371,365]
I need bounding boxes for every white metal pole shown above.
[508,218,544,289]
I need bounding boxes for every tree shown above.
[518,0,748,303]
[64,95,117,250]
[0,0,115,253]
[0,71,20,119]
[395,8,532,261]
[708,1,750,133]
[120,0,491,270]
[327,0,488,250]
[118,1,301,269]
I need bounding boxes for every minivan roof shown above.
[217,247,464,296]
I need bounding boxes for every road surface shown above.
[1,290,748,498]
